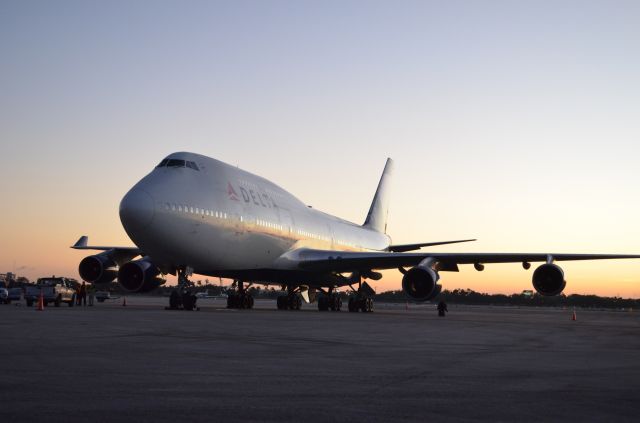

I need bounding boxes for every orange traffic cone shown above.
[571,310,576,321]
[36,292,44,311]
[122,296,127,307]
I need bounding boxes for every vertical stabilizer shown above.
[363,158,394,233]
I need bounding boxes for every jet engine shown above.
[532,264,566,296]
[117,258,166,293]
[78,253,118,285]
[401,260,441,301]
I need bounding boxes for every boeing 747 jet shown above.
[73,152,640,311]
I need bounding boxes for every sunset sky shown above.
[1,1,640,297]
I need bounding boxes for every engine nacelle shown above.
[532,263,566,296]
[78,253,118,285]
[401,262,441,301]
[117,258,165,293]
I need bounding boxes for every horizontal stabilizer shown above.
[388,239,477,252]
[70,235,140,254]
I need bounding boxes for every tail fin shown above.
[363,158,394,233]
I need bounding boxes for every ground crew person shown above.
[76,284,82,305]
[437,300,448,317]
[79,281,87,306]
[88,284,95,306]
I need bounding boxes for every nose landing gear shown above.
[166,267,199,311]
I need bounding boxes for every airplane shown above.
[72,152,640,312]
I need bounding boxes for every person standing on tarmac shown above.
[88,283,95,306]
[76,283,82,306]
[437,300,448,317]
[79,281,87,306]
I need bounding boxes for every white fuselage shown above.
[119,152,390,283]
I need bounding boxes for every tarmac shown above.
[1,297,639,422]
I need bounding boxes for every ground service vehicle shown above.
[7,287,22,303]
[24,277,76,307]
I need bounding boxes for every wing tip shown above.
[72,236,88,249]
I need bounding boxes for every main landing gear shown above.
[318,289,342,311]
[348,295,373,313]
[227,280,254,309]
[276,287,302,310]
[167,267,199,311]
[347,279,375,313]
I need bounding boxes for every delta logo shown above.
[227,182,239,201]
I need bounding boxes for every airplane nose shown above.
[119,187,155,230]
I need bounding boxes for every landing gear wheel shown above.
[182,292,197,311]
[276,295,287,310]
[170,290,182,309]
[348,297,356,312]
[360,297,373,313]
[317,295,329,311]
[330,295,342,311]
[288,294,301,310]
[227,293,253,309]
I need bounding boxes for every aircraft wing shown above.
[275,248,640,273]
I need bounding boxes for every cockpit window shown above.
[156,158,199,171]
[166,159,186,168]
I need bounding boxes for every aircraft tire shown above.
[276,296,284,310]
[318,296,329,311]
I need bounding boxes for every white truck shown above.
[24,277,77,307]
